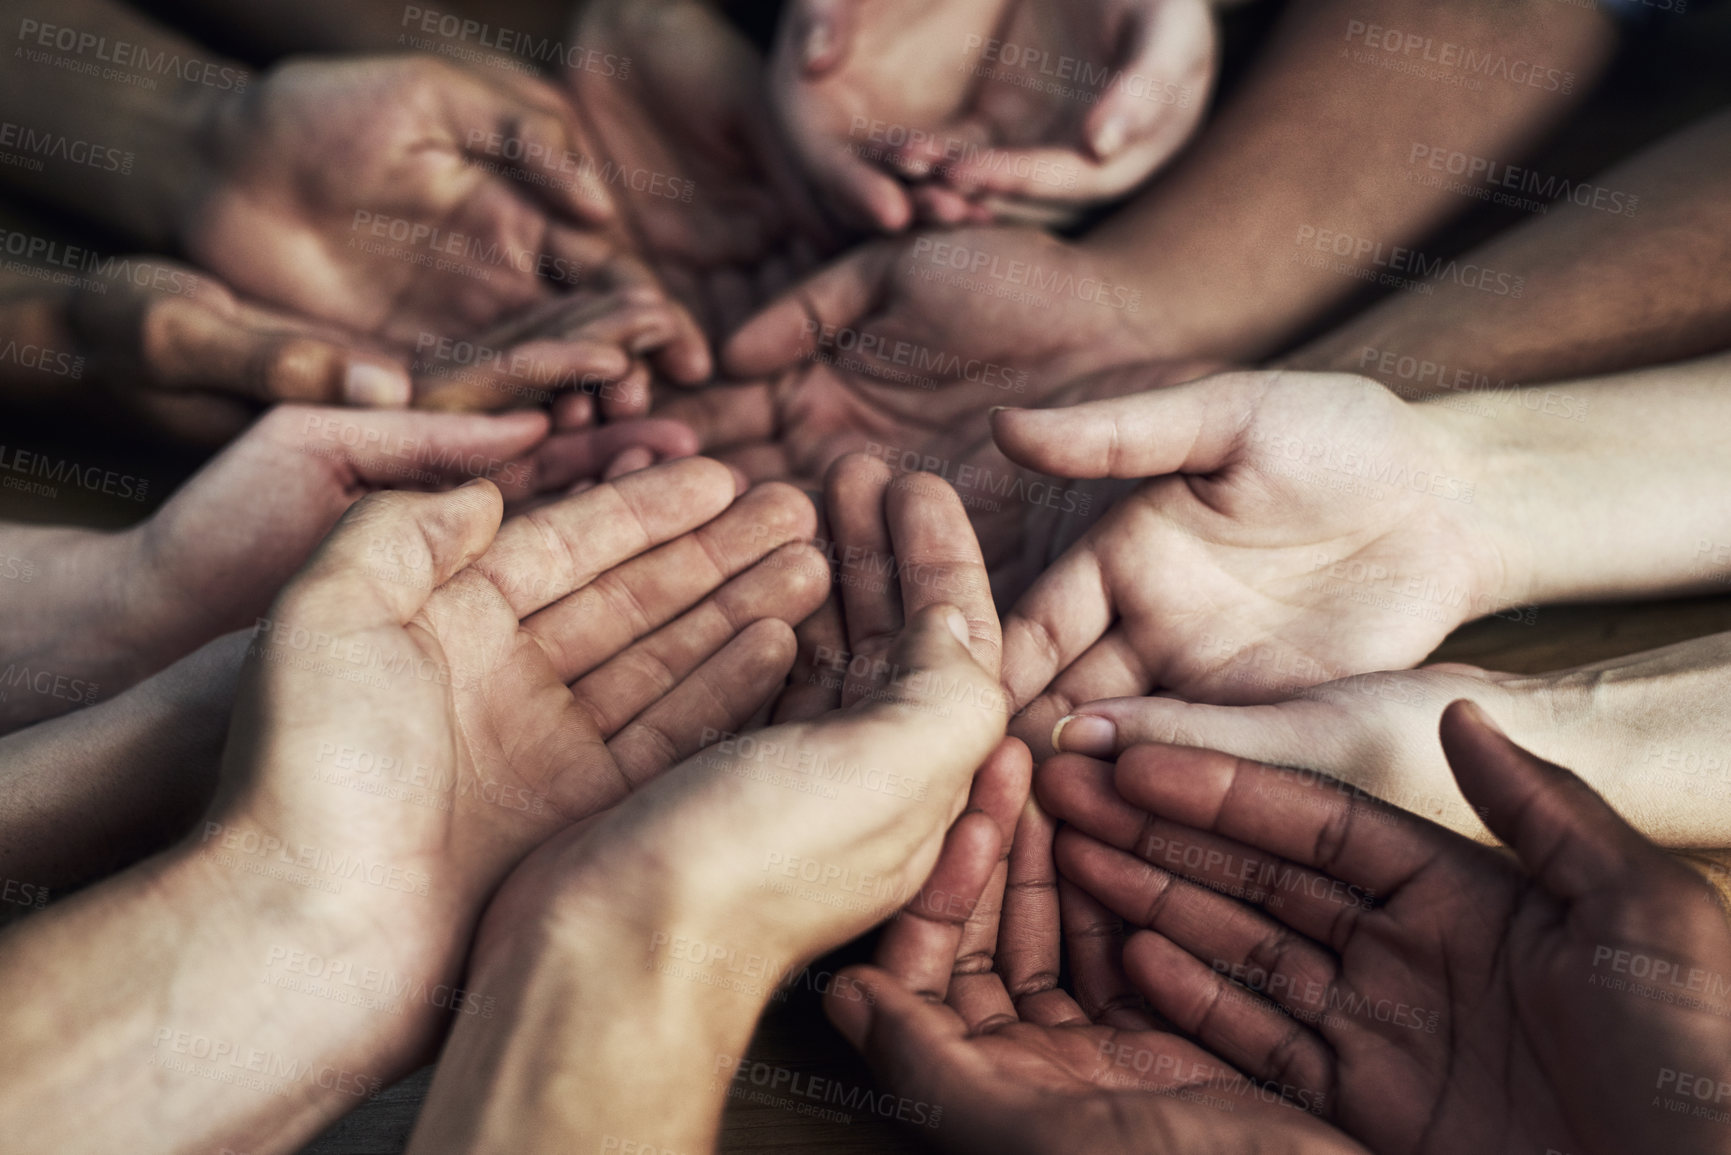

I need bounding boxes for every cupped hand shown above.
[202,458,831,1066]
[564,0,834,336]
[1043,703,1731,1155]
[465,455,1009,986]
[820,711,1365,1155]
[649,227,1196,588]
[995,370,1517,755]
[120,405,702,689]
[183,55,636,347]
[774,0,1217,229]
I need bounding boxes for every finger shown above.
[1111,744,1450,898]
[271,405,550,492]
[990,373,1274,479]
[825,453,903,702]
[551,390,595,429]
[524,420,701,494]
[141,293,412,408]
[951,739,1035,982]
[1051,695,1287,761]
[1441,700,1674,901]
[606,618,800,792]
[884,469,1001,678]
[998,790,1063,1005]
[1122,929,1335,1110]
[524,481,817,682]
[1012,628,1153,758]
[413,341,630,414]
[875,810,1004,1000]
[653,382,778,450]
[789,0,856,74]
[772,587,847,723]
[455,70,616,224]
[574,541,830,738]
[1084,0,1213,164]
[603,445,656,480]
[287,481,505,632]
[466,456,742,619]
[714,441,798,485]
[823,965,973,1092]
[999,535,1114,718]
[723,243,895,376]
[1058,828,1351,1019]
[1058,877,1155,1031]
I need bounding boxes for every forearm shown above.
[1429,351,1731,610]
[0,523,157,732]
[1530,631,1731,849]
[1076,0,1616,361]
[0,844,425,1154]
[0,0,237,246]
[0,631,244,895]
[408,905,764,1155]
[1292,109,1731,389]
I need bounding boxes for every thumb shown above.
[1441,700,1663,901]
[789,0,860,75]
[824,964,969,1079]
[722,241,896,376]
[1084,0,1214,162]
[990,370,1269,479]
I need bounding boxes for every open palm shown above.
[1045,705,1731,1155]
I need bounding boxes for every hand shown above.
[774,0,1216,229]
[183,54,652,349]
[203,458,830,1078]
[820,719,1364,1155]
[650,227,1198,587]
[1041,701,1731,1155]
[120,405,701,691]
[996,370,1517,754]
[400,459,1009,1154]
[565,0,833,336]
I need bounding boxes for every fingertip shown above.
[823,965,881,1048]
[340,359,412,409]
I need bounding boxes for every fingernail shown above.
[1092,114,1128,160]
[988,406,1013,418]
[944,607,971,646]
[1052,714,1116,757]
[803,20,834,68]
[344,362,410,408]
[1455,699,1505,735]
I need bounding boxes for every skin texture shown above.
[0,460,830,1154]
[771,0,1217,229]
[1041,703,1731,1155]
[402,461,1011,1153]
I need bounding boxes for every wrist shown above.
[1408,397,1540,622]
[415,889,764,1155]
